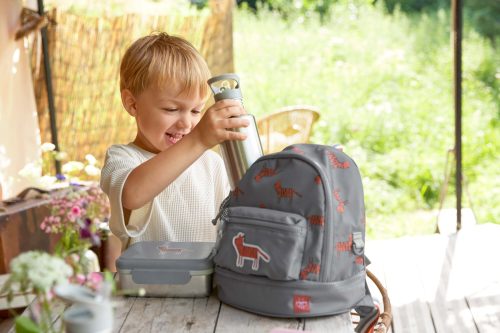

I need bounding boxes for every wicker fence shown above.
[32,0,234,169]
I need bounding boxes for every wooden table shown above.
[6,291,354,333]
[111,292,353,332]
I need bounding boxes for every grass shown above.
[233,3,499,239]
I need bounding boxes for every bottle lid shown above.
[208,73,242,101]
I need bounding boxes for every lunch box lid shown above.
[116,241,214,271]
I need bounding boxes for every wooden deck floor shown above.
[366,223,500,333]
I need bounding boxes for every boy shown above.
[100,32,248,252]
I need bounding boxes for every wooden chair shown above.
[351,270,393,333]
[256,105,320,154]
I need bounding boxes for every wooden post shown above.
[452,0,462,231]
[37,0,61,175]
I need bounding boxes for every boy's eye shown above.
[162,108,178,112]
[191,110,202,115]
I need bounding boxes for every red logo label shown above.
[294,295,311,313]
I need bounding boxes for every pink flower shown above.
[88,272,103,284]
[75,274,86,284]
[86,272,104,291]
[70,205,82,217]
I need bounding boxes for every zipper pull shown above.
[212,195,231,225]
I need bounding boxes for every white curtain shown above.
[0,0,42,199]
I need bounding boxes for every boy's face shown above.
[123,84,206,153]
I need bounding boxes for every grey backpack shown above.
[213,144,379,331]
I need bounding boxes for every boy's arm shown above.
[122,99,248,210]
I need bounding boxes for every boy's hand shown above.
[192,99,249,149]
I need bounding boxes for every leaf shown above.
[0,277,12,294]
[14,316,41,333]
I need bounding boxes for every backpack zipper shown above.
[227,215,306,233]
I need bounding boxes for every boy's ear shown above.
[121,89,137,117]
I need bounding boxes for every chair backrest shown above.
[257,105,320,154]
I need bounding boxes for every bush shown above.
[234,3,499,238]
[237,0,347,22]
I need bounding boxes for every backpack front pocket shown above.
[214,206,306,281]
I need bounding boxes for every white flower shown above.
[62,161,85,174]
[54,151,68,161]
[36,175,58,190]
[41,142,56,152]
[85,154,97,165]
[9,251,73,293]
[84,164,100,176]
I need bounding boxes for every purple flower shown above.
[79,218,101,247]
[56,173,66,181]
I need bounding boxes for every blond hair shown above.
[120,32,211,98]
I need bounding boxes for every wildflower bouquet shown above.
[0,251,116,333]
[0,251,73,333]
[17,141,112,274]
[41,184,110,274]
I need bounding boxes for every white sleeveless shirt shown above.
[100,143,230,249]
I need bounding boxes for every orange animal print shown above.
[274,181,302,201]
[231,186,245,198]
[327,151,350,169]
[314,175,322,185]
[336,234,353,252]
[333,189,347,213]
[300,261,321,280]
[232,232,270,270]
[308,215,325,226]
[254,166,278,182]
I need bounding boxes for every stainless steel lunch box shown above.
[116,241,214,297]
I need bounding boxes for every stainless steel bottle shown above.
[208,74,263,189]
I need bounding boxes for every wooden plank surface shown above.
[466,281,500,333]
[451,224,500,333]
[112,296,136,333]
[8,300,66,333]
[0,275,35,311]
[304,313,354,333]
[119,295,221,333]
[364,240,390,331]
[215,303,303,333]
[1,287,353,333]
[367,237,435,333]
[414,234,476,333]
[366,223,500,333]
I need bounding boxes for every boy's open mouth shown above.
[166,133,184,144]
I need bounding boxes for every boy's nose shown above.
[176,113,191,129]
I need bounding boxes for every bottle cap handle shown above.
[208,73,242,101]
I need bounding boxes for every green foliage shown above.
[377,0,499,45]
[238,0,374,22]
[380,0,447,13]
[239,0,499,51]
[15,316,41,333]
[234,3,499,238]
[464,0,500,45]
